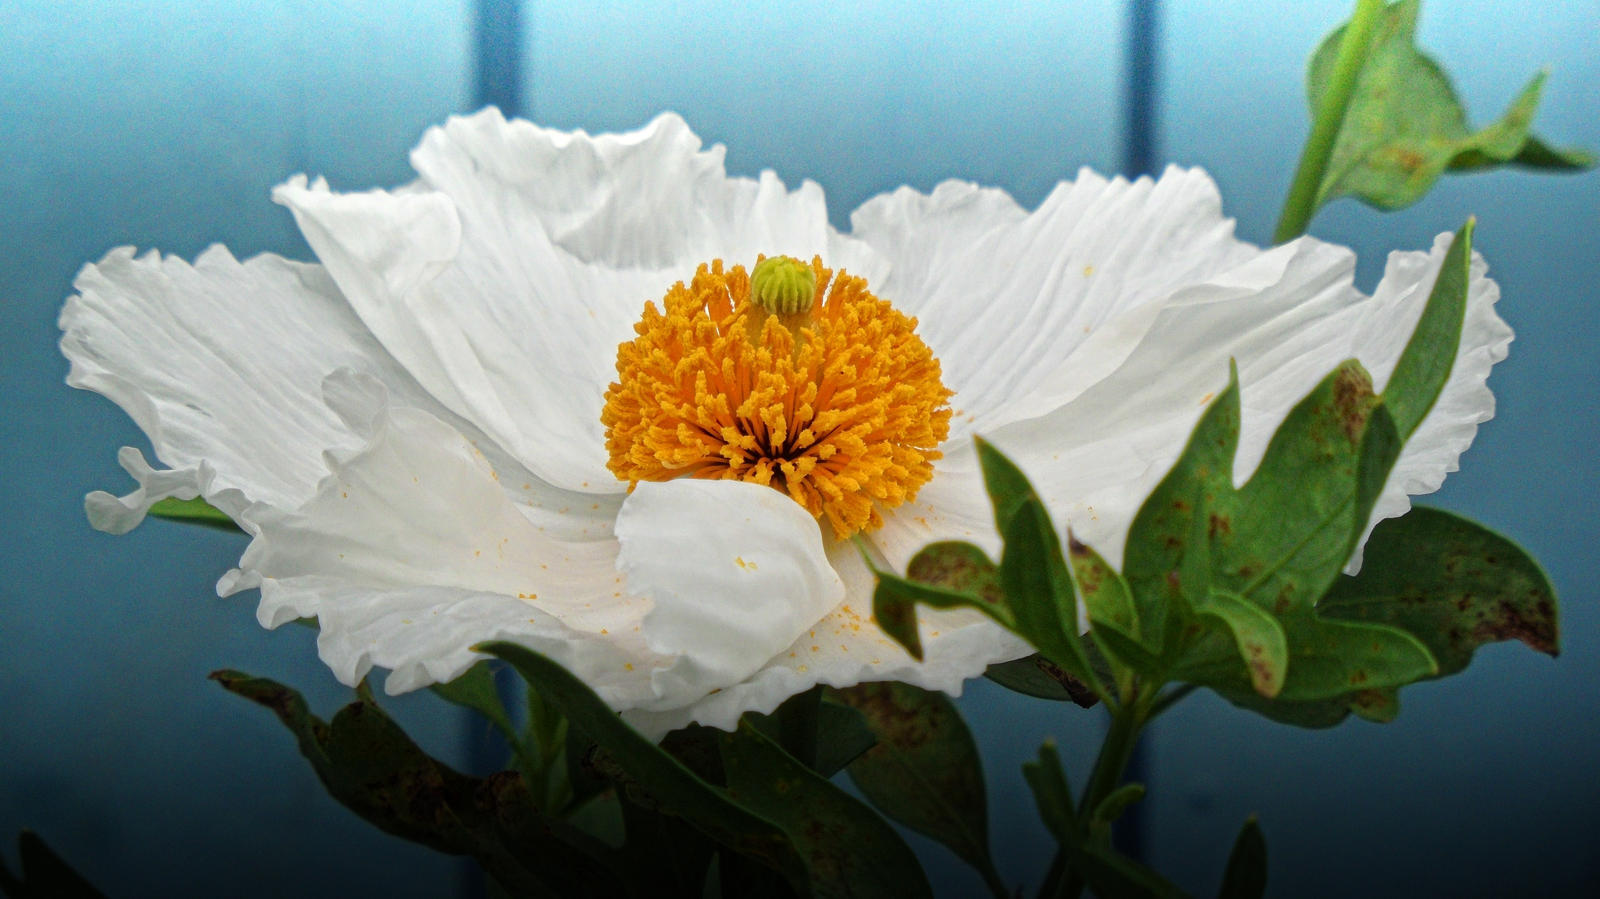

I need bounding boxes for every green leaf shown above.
[998,497,1104,697]
[1382,221,1473,441]
[1189,592,1288,698]
[1067,531,1142,643]
[1073,844,1193,899]
[833,682,1003,891]
[1021,740,1078,846]
[814,698,879,778]
[430,661,516,743]
[0,830,107,899]
[984,653,1100,707]
[1321,507,1559,674]
[485,642,930,899]
[1309,0,1592,213]
[1090,783,1147,830]
[1217,817,1267,899]
[974,435,1032,534]
[147,496,243,532]
[718,721,934,899]
[871,541,1010,662]
[479,645,801,889]
[211,670,626,897]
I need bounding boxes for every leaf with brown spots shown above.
[832,682,1005,894]
[211,670,629,897]
[1320,506,1559,675]
[1308,0,1591,215]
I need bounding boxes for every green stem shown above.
[1147,683,1198,720]
[1043,690,1154,899]
[1273,0,1386,243]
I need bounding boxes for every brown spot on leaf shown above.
[1333,365,1376,443]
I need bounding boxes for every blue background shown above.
[2,1,1594,895]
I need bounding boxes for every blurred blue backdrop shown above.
[1,1,1594,896]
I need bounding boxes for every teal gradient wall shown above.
[2,1,1594,896]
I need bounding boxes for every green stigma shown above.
[750,255,816,315]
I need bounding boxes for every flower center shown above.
[602,256,952,539]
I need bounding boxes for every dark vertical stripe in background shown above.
[474,0,526,117]
[1118,0,1161,868]
[466,5,526,896]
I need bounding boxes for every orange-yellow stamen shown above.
[602,256,952,539]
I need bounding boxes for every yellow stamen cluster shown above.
[602,256,952,538]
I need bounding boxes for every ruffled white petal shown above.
[850,167,1257,440]
[615,479,843,710]
[275,109,881,495]
[83,448,245,535]
[223,395,847,718]
[623,538,1033,735]
[60,246,415,520]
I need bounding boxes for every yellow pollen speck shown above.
[601,256,952,539]
[1082,264,1095,277]
[624,663,634,671]
[735,555,758,570]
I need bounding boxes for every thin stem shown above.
[1042,688,1155,899]
[1147,683,1199,720]
[1273,0,1385,243]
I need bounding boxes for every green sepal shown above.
[871,541,1010,663]
[1216,817,1268,899]
[1309,0,1592,213]
[0,830,107,899]
[1189,592,1288,699]
[832,682,1004,892]
[1067,531,1144,649]
[147,496,243,532]
[211,670,628,897]
[1321,507,1559,672]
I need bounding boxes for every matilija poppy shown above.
[59,109,1508,737]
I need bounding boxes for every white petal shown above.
[1350,232,1511,569]
[220,399,663,699]
[276,110,874,494]
[624,539,1031,736]
[987,235,1367,566]
[60,245,456,525]
[850,167,1257,439]
[614,479,844,711]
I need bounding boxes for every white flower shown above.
[59,110,1509,736]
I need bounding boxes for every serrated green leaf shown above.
[1190,592,1288,698]
[1217,817,1267,899]
[211,670,625,897]
[719,722,934,899]
[147,496,242,532]
[833,682,1001,889]
[1309,0,1592,213]
[0,831,106,899]
[1273,611,1436,701]
[1321,507,1559,674]
[1383,221,1472,440]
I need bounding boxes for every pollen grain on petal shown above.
[602,256,952,538]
